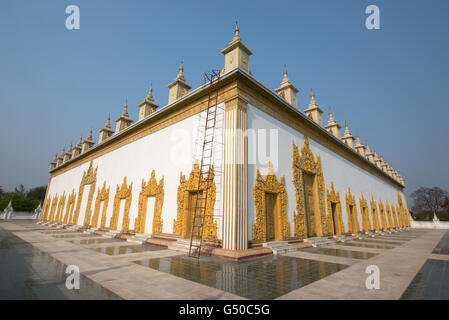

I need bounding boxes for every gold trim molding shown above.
[48,194,58,222]
[134,170,164,234]
[326,182,344,235]
[110,177,133,231]
[55,192,66,223]
[173,162,217,240]
[252,161,290,241]
[385,201,393,229]
[345,187,360,233]
[292,136,327,238]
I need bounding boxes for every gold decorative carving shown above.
[91,181,110,228]
[252,161,290,241]
[48,194,58,222]
[41,196,51,221]
[173,162,217,240]
[110,177,133,231]
[397,193,409,227]
[345,187,359,233]
[370,195,380,231]
[377,200,387,230]
[292,137,327,239]
[134,170,164,234]
[326,182,344,235]
[55,192,66,223]
[385,201,393,229]
[72,161,97,225]
[359,192,371,232]
[63,190,76,224]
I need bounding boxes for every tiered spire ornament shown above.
[138,83,159,120]
[63,144,73,163]
[99,114,115,143]
[115,102,134,133]
[82,129,95,153]
[56,148,64,166]
[303,89,324,125]
[275,65,299,108]
[221,22,252,74]
[365,142,375,163]
[167,62,192,104]
[72,136,83,159]
[341,121,355,148]
[374,150,382,168]
[354,134,366,156]
[380,156,388,172]
[325,108,342,138]
[49,153,58,170]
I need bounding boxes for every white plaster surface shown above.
[247,104,403,239]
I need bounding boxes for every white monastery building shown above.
[41,24,410,256]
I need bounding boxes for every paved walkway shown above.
[1,221,447,300]
[279,229,445,299]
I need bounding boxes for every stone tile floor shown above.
[94,244,165,256]
[1,220,448,300]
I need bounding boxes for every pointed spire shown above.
[87,128,93,141]
[354,134,366,156]
[325,108,341,138]
[176,61,185,81]
[221,22,252,74]
[105,114,111,129]
[275,64,299,108]
[365,141,374,163]
[146,83,154,102]
[341,121,355,148]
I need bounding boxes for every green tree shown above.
[0,193,39,212]
[27,186,47,201]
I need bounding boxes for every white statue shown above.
[33,203,42,220]
[3,201,14,220]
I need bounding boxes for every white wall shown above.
[247,104,403,239]
[46,104,225,236]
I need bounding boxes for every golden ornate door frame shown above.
[292,136,327,239]
[359,192,371,232]
[55,192,66,223]
[345,187,360,233]
[110,176,132,231]
[72,161,97,225]
[252,161,290,241]
[134,170,164,234]
[48,194,58,222]
[326,182,344,235]
[385,201,393,229]
[91,181,110,228]
[370,195,380,231]
[173,162,217,240]
[63,190,76,224]
[377,200,387,230]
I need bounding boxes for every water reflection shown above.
[94,244,165,255]
[302,247,377,259]
[339,242,394,249]
[134,255,347,299]
[67,238,123,245]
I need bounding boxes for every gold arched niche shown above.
[292,136,327,239]
[72,161,97,225]
[345,187,360,233]
[48,194,58,222]
[369,195,380,231]
[326,182,344,235]
[91,181,110,228]
[134,170,164,234]
[377,200,387,230]
[173,162,217,240]
[55,192,66,223]
[393,205,401,228]
[110,177,132,231]
[252,161,290,242]
[359,192,371,232]
[385,201,393,229]
[63,190,76,224]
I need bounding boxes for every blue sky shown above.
[0,0,448,204]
